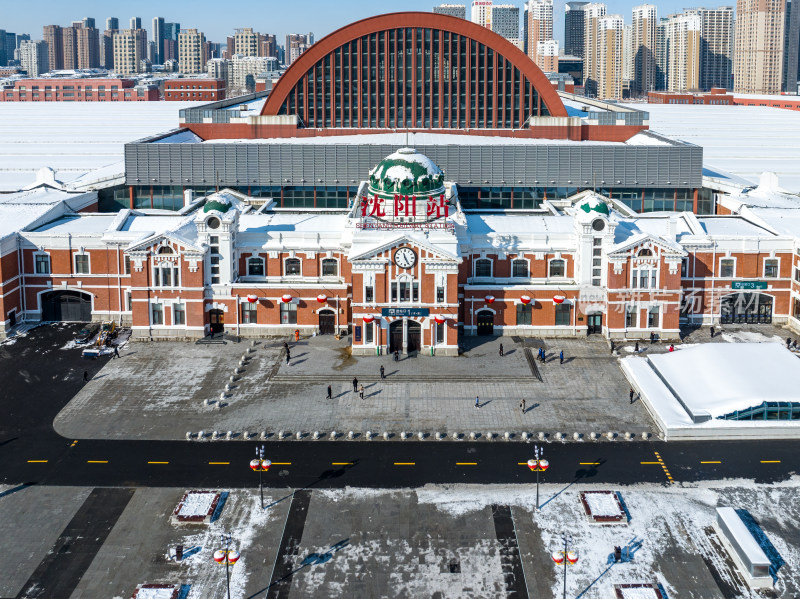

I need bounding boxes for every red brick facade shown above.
[0,78,160,102]
[165,79,226,101]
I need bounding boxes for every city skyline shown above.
[3,0,734,47]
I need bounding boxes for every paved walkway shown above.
[53,323,793,441]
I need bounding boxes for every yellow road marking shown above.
[394,462,415,466]
[87,460,108,464]
[518,462,530,466]
[456,462,477,466]
[701,461,721,464]
[148,461,169,464]
[27,460,48,463]
[70,440,78,447]
[640,461,661,464]
[652,452,675,484]
[209,462,230,465]
[332,462,353,465]
[760,460,781,464]
[271,462,292,465]
[580,462,601,465]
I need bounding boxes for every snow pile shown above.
[389,148,443,174]
[133,586,178,599]
[618,587,660,599]
[384,165,415,183]
[176,492,217,518]
[720,331,783,344]
[583,491,623,517]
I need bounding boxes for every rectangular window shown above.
[516,303,532,326]
[639,270,649,289]
[151,303,163,325]
[365,285,374,303]
[126,291,133,312]
[436,286,445,303]
[626,305,637,328]
[241,302,257,324]
[75,254,89,274]
[555,303,571,326]
[435,322,445,344]
[681,258,688,278]
[512,260,528,278]
[35,254,50,274]
[412,282,419,302]
[125,255,131,275]
[648,306,660,328]
[764,259,778,278]
[173,303,186,325]
[365,322,374,344]
[399,281,410,302]
[280,302,297,324]
[720,259,735,278]
[391,282,398,302]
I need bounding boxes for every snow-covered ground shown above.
[582,491,624,518]
[175,492,217,519]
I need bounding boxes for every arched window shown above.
[637,248,653,257]
[474,258,492,278]
[512,259,529,278]
[321,258,338,277]
[549,259,566,278]
[247,257,265,276]
[284,258,301,276]
[158,245,174,254]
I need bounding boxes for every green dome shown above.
[577,196,610,215]
[368,148,445,199]
[203,197,232,214]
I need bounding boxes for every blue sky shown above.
[2,0,722,45]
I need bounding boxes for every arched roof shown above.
[261,12,567,126]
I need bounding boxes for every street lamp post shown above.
[250,447,270,510]
[527,445,549,512]
[213,533,241,599]
[551,535,578,599]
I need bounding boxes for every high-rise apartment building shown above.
[77,25,100,69]
[492,4,521,46]
[19,40,49,76]
[659,13,701,91]
[433,4,467,18]
[62,25,78,70]
[285,33,312,64]
[537,39,559,72]
[153,17,165,64]
[130,17,142,30]
[113,29,147,74]
[82,17,95,29]
[102,19,119,70]
[564,2,589,57]
[684,7,734,90]
[734,0,786,94]
[178,28,206,74]
[524,0,554,67]
[260,34,278,58]
[583,3,608,96]
[623,24,634,82]
[783,0,800,91]
[106,18,119,31]
[472,1,494,28]
[43,25,64,71]
[597,14,623,99]
[234,28,260,57]
[631,4,657,96]
[230,55,279,93]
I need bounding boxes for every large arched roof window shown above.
[261,12,567,130]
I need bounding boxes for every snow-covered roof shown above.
[0,101,204,192]
[648,343,800,420]
[238,213,347,234]
[465,214,574,235]
[628,102,800,192]
[0,187,96,240]
[31,214,119,234]
[697,216,775,237]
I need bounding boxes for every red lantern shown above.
[213,550,226,564]
[485,295,495,304]
[281,294,293,303]
[551,551,565,564]
[527,459,537,471]
[566,550,578,564]
[364,315,375,323]
[246,294,258,303]
[553,295,565,305]
[316,294,327,303]
[249,459,261,471]
[520,295,532,305]
[227,550,240,564]
[538,459,549,472]
[261,459,271,472]
[434,315,446,324]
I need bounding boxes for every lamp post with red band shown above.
[551,534,578,599]
[213,532,241,599]
[527,445,549,513]
[250,445,270,510]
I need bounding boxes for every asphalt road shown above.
[0,324,798,490]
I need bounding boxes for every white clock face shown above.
[394,247,417,269]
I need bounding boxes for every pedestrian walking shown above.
[352,377,358,392]
[520,398,526,414]
[629,387,635,404]
[559,350,564,364]
[788,337,792,349]
[634,341,639,353]
[669,344,675,352]
[294,329,300,342]
[83,370,89,382]
[394,349,399,362]
[283,341,289,352]
[650,331,656,344]
[710,325,715,338]
[359,384,365,400]
[327,385,332,399]
[499,343,504,357]
[475,396,480,409]
[610,339,615,354]
[380,365,385,379]
[113,346,120,359]
[286,351,290,364]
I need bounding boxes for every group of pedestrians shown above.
[787,337,799,351]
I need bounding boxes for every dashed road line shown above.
[148,461,169,464]
[640,461,661,464]
[580,462,601,465]
[760,460,781,464]
[394,462,415,466]
[272,462,292,465]
[331,462,352,465]
[701,461,721,464]
[653,451,674,484]
[87,460,108,464]
[208,461,230,465]
[456,462,478,466]
[27,460,48,463]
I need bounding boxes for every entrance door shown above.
[318,311,335,335]
[587,313,602,335]
[209,309,224,334]
[41,290,91,322]
[407,321,421,353]
[476,310,494,335]
[7,311,15,327]
[721,293,772,325]
[389,320,403,353]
